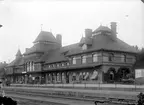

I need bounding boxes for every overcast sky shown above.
[0,0,143,62]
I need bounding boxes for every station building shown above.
[5,22,139,84]
[134,51,144,80]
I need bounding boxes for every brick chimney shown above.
[56,34,62,47]
[110,22,117,37]
[85,29,92,38]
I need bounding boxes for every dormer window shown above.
[82,44,87,50]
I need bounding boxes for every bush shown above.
[0,96,17,105]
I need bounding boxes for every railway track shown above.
[5,89,137,105]
[11,96,69,105]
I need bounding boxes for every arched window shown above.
[62,72,65,81]
[84,72,89,80]
[109,53,114,61]
[109,71,114,80]
[57,73,61,82]
[79,72,83,81]
[72,72,76,81]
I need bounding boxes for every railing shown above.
[10,83,144,92]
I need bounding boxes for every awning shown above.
[72,73,76,76]
[90,70,98,80]
[84,73,89,80]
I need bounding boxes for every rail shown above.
[10,83,144,91]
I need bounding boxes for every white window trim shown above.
[93,53,98,62]
[72,57,76,64]
[82,55,87,64]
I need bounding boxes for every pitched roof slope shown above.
[67,34,138,55]
[93,25,111,33]
[40,49,68,63]
[8,57,24,67]
[16,49,22,56]
[33,31,57,43]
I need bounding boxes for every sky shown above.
[0,0,143,63]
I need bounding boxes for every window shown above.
[90,70,98,80]
[56,73,61,82]
[72,57,76,64]
[84,72,89,80]
[57,63,59,67]
[82,55,87,64]
[79,72,83,81]
[62,63,64,66]
[72,72,76,81]
[62,72,65,81]
[121,54,126,62]
[93,53,98,62]
[32,62,34,71]
[109,53,114,61]
[66,62,69,66]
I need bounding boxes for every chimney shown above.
[110,22,117,37]
[85,29,92,38]
[56,34,62,47]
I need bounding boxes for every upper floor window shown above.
[72,57,76,64]
[108,53,114,62]
[82,55,87,64]
[67,62,70,66]
[57,63,59,67]
[121,54,126,62]
[62,63,64,66]
[93,53,98,62]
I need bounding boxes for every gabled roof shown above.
[23,44,44,55]
[67,34,139,55]
[39,49,68,63]
[16,49,22,56]
[8,57,24,67]
[80,36,85,44]
[93,25,111,33]
[33,31,57,43]
[79,37,92,46]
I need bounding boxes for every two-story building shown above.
[5,22,139,84]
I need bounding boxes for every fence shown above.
[10,83,144,92]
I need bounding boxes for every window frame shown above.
[93,53,98,62]
[82,55,87,64]
[108,53,114,62]
[72,57,76,64]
